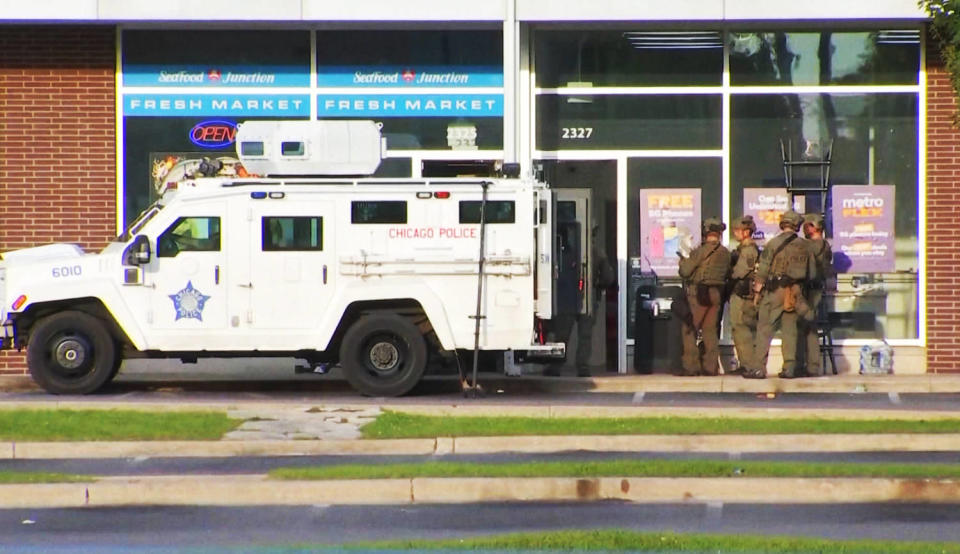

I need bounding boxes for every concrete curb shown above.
[2,399,960,421]
[4,438,438,459]
[3,475,960,508]
[7,433,960,459]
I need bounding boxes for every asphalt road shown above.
[3,502,960,551]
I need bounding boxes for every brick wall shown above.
[926,37,960,373]
[0,26,116,374]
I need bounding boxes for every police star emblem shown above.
[168,281,211,321]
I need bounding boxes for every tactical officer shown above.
[743,210,816,379]
[799,213,834,377]
[728,215,760,374]
[677,218,731,376]
[545,226,615,377]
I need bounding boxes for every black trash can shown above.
[633,285,684,374]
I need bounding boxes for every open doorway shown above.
[538,160,618,374]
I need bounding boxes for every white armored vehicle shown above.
[0,120,565,396]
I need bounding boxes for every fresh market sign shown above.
[125,94,310,116]
[316,94,502,117]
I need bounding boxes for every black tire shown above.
[107,353,124,382]
[26,311,117,395]
[339,313,428,397]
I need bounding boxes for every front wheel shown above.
[339,313,428,397]
[26,311,117,395]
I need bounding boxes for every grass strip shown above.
[0,471,93,484]
[270,458,960,480]
[0,409,241,441]
[361,411,960,439]
[348,529,960,553]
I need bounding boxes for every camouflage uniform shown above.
[728,215,760,373]
[678,218,731,376]
[799,213,834,377]
[744,210,816,379]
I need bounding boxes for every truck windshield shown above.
[116,203,163,242]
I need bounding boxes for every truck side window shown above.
[351,201,407,224]
[157,217,221,258]
[459,200,515,224]
[262,216,323,251]
[281,141,305,156]
[240,141,265,156]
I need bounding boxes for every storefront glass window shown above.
[536,94,721,150]
[120,30,312,225]
[731,92,919,339]
[535,30,723,87]
[315,30,504,151]
[123,30,311,70]
[729,31,920,86]
[626,157,722,338]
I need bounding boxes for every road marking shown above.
[706,501,724,520]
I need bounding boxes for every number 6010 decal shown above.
[52,265,82,278]
[561,127,593,139]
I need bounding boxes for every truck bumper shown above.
[513,342,565,363]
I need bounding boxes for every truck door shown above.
[244,201,334,331]
[554,189,592,316]
[148,211,229,337]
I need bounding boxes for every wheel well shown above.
[18,298,131,349]
[328,299,439,360]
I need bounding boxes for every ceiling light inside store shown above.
[622,31,722,49]
[566,96,593,104]
[875,30,920,44]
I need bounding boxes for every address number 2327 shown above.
[561,127,593,139]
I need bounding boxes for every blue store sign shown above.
[317,94,503,117]
[317,65,503,88]
[124,94,311,117]
[123,64,310,88]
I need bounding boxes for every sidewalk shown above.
[5,372,960,395]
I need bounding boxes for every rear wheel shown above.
[26,311,117,395]
[339,313,428,397]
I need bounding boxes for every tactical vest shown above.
[693,245,730,285]
[810,239,831,281]
[771,239,810,281]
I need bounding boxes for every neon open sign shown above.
[189,120,237,149]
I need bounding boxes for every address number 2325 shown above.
[561,127,593,139]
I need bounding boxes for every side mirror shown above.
[123,235,152,266]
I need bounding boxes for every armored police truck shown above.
[0,120,565,397]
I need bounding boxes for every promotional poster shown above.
[638,189,701,277]
[742,188,806,247]
[832,185,896,273]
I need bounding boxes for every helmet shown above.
[732,214,756,233]
[702,217,726,235]
[803,213,825,230]
[779,210,803,229]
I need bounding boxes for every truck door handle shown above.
[323,265,328,284]
[215,265,220,284]
[238,283,253,289]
